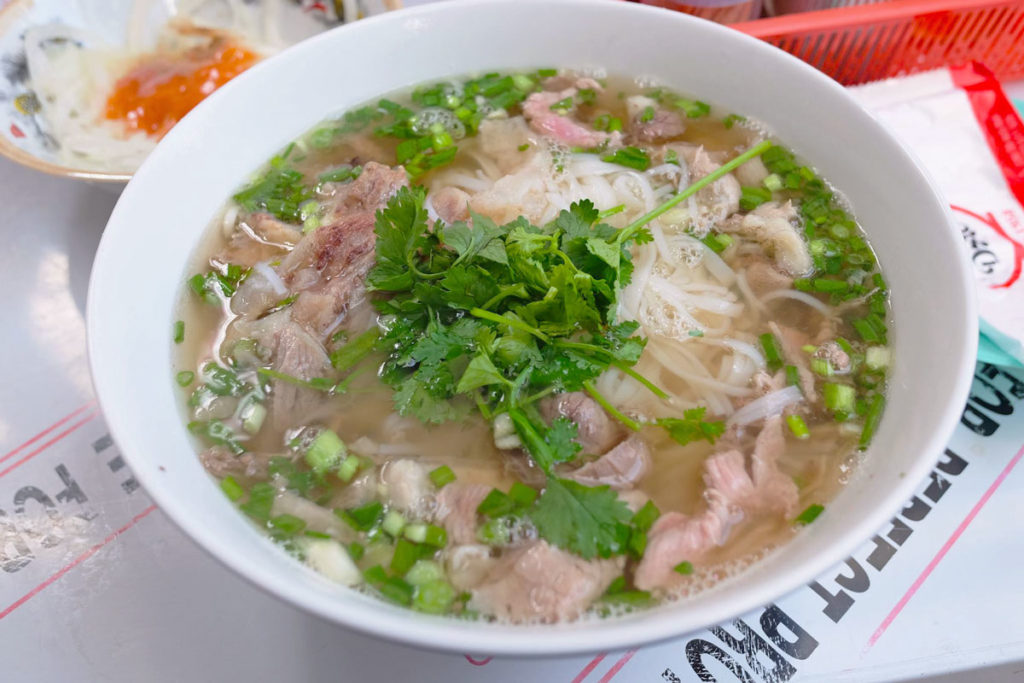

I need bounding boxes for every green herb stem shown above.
[583,381,641,431]
[617,140,773,245]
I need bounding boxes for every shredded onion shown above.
[728,386,803,426]
[252,261,287,296]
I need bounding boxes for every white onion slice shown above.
[252,261,287,296]
[728,386,803,426]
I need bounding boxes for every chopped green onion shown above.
[403,523,428,544]
[477,488,515,518]
[722,113,745,129]
[517,143,530,151]
[672,97,710,118]
[240,400,267,435]
[337,454,361,482]
[429,465,456,489]
[810,358,833,377]
[835,337,854,355]
[347,541,365,561]
[865,346,890,371]
[628,528,647,557]
[405,559,445,586]
[740,186,772,211]
[412,579,456,614]
[239,482,275,521]
[549,97,574,115]
[763,173,783,192]
[823,383,855,416]
[269,513,307,537]
[175,371,195,387]
[794,504,824,525]
[508,482,538,506]
[640,105,655,123]
[812,278,849,293]
[319,164,362,183]
[477,516,511,546]
[220,476,244,502]
[760,333,784,372]
[382,510,407,538]
[688,329,705,338]
[784,365,801,388]
[601,146,651,171]
[305,429,346,474]
[632,500,661,532]
[577,88,597,105]
[674,561,694,575]
[665,149,680,166]
[338,501,383,531]
[786,414,810,440]
[859,394,885,449]
[423,524,448,548]
[390,538,424,575]
[173,320,185,344]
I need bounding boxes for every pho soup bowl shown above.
[87,0,976,656]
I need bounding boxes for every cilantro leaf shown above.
[545,417,582,463]
[656,408,726,446]
[529,477,632,559]
[393,371,469,424]
[456,353,507,393]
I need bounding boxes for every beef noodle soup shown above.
[173,69,890,622]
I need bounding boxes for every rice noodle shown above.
[700,244,736,286]
[760,288,836,317]
[734,270,768,316]
[728,386,803,426]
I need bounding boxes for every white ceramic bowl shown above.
[88,0,977,656]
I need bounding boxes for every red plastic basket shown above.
[728,0,1024,84]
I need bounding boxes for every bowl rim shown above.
[87,0,979,656]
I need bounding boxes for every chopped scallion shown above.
[823,383,855,416]
[786,414,810,439]
[674,561,694,575]
[173,320,185,344]
[429,464,456,488]
[337,454,362,482]
[220,476,244,502]
[759,333,784,372]
[382,510,407,538]
[175,371,195,387]
[305,429,346,474]
[794,504,824,525]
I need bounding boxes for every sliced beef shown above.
[626,96,685,144]
[199,446,272,481]
[769,321,817,402]
[567,435,651,490]
[720,201,811,277]
[430,186,471,224]
[219,212,301,268]
[434,483,490,545]
[477,117,535,174]
[741,256,793,297]
[747,416,799,515]
[470,541,621,622]
[231,311,334,430]
[523,89,617,149]
[632,508,731,591]
[634,417,798,590]
[540,392,623,455]
[666,144,741,230]
[232,162,406,337]
[322,161,408,216]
